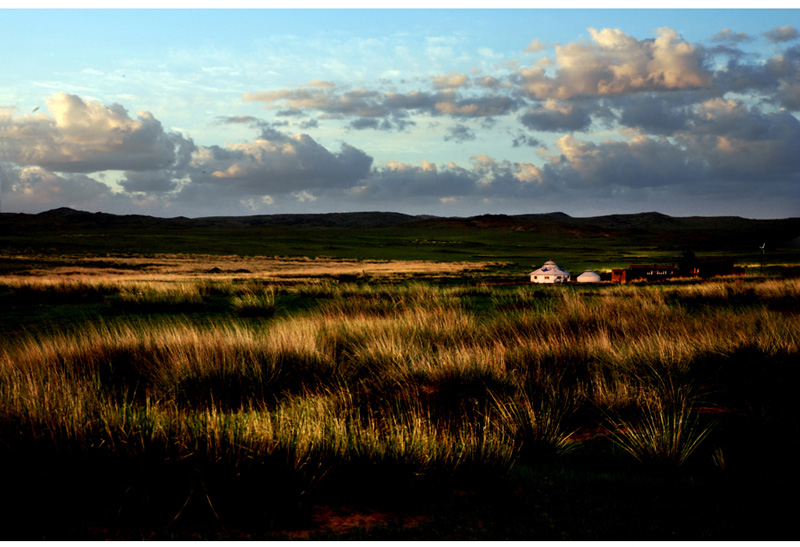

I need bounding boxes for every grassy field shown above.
[3,208,800,275]
[1,256,799,539]
[1,210,799,539]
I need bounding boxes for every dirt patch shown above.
[284,505,430,539]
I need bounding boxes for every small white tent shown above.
[529,260,571,284]
[576,269,601,283]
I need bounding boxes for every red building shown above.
[612,257,743,284]
[612,264,679,284]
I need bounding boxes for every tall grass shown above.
[2,276,799,530]
[601,375,716,468]
[230,288,277,317]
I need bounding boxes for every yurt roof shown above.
[529,260,570,276]
[577,269,601,281]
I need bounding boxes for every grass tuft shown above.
[231,289,277,318]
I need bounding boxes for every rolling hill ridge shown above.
[1,208,798,269]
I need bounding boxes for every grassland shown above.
[2,265,799,539]
[3,208,799,274]
[1,210,799,539]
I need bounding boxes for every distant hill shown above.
[3,208,420,230]
[4,207,797,234]
[2,208,799,267]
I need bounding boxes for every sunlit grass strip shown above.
[0,254,496,285]
[231,289,277,317]
[0,385,517,478]
[114,282,207,311]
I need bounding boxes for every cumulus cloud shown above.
[360,159,477,199]
[213,115,263,126]
[476,75,502,88]
[350,101,800,209]
[520,99,593,132]
[349,117,390,131]
[309,80,335,89]
[185,131,373,196]
[613,92,699,134]
[432,73,470,89]
[346,155,549,209]
[244,85,387,118]
[763,25,799,43]
[711,28,753,43]
[444,123,476,142]
[348,114,414,131]
[4,92,195,174]
[711,45,800,111]
[530,97,800,203]
[434,94,518,117]
[292,190,318,203]
[541,133,707,193]
[469,154,546,196]
[524,39,548,53]
[0,162,176,216]
[3,166,115,209]
[4,24,800,219]
[514,27,712,99]
[776,80,800,111]
[511,133,542,148]
[117,128,376,216]
[1,94,381,214]
[677,98,800,179]
[244,80,518,130]
[119,170,179,193]
[238,25,799,143]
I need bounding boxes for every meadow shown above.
[1,257,799,539]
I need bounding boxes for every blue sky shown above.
[1,8,799,218]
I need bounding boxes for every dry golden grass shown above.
[2,270,799,520]
[1,252,497,284]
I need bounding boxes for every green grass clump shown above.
[114,283,205,313]
[230,290,277,317]
[602,382,715,468]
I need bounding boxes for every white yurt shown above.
[529,260,571,284]
[576,269,602,283]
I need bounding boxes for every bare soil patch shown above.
[284,505,431,539]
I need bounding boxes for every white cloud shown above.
[524,39,548,53]
[432,73,470,89]
[520,99,594,132]
[292,190,317,202]
[3,23,800,219]
[191,133,373,195]
[2,165,118,212]
[5,92,194,174]
[763,25,799,44]
[514,27,712,99]
[711,28,753,44]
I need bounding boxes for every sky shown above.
[1,8,799,219]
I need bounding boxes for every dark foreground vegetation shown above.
[1,272,799,539]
